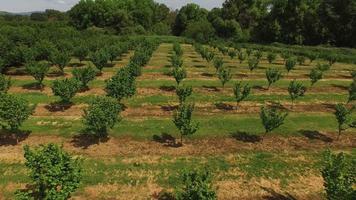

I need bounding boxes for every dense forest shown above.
[1,0,355,47]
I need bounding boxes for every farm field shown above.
[0,42,355,199]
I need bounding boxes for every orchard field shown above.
[0,40,355,199]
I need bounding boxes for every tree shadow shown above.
[215,102,234,111]
[47,71,64,77]
[22,82,43,91]
[230,131,262,143]
[164,64,172,68]
[268,102,288,110]
[68,63,85,68]
[261,187,297,200]
[159,85,176,92]
[152,133,181,148]
[0,129,31,146]
[4,68,27,76]
[161,105,178,112]
[44,102,73,112]
[194,65,206,68]
[253,85,268,91]
[71,133,109,149]
[331,84,348,90]
[105,63,115,68]
[202,85,219,92]
[299,130,333,143]
[201,72,214,77]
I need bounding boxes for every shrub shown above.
[326,54,338,66]
[171,53,183,68]
[228,49,237,59]
[205,51,215,63]
[297,56,306,65]
[83,96,122,138]
[176,85,193,104]
[90,49,109,72]
[51,78,80,104]
[260,106,288,137]
[49,50,71,74]
[334,104,355,139]
[217,67,232,88]
[176,168,217,200]
[72,66,97,90]
[173,103,199,145]
[0,94,34,131]
[266,68,282,89]
[237,51,246,63]
[281,52,291,62]
[127,62,142,77]
[105,67,136,102]
[285,57,297,73]
[25,61,49,88]
[348,81,356,103]
[213,57,224,72]
[309,68,323,86]
[233,82,251,109]
[288,80,306,108]
[254,50,263,60]
[246,48,253,57]
[73,45,89,63]
[267,52,277,64]
[316,63,331,72]
[0,74,11,93]
[173,43,183,57]
[15,144,82,200]
[218,46,228,55]
[351,71,356,80]
[248,57,259,72]
[105,45,120,63]
[321,150,355,200]
[172,67,187,85]
[306,53,318,64]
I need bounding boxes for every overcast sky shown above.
[0,0,224,13]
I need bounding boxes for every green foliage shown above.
[297,56,306,65]
[183,20,215,43]
[326,54,338,66]
[106,45,121,63]
[25,61,49,88]
[218,46,228,55]
[228,49,237,59]
[307,53,318,64]
[173,103,199,145]
[213,57,224,72]
[288,80,306,106]
[105,67,136,102]
[0,94,34,131]
[34,40,56,61]
[246,48,253,57]
[90,49,109,72]
[176,168,217,200]
[316,63,331,72]
[172,67,187,85]
[334,104,355,137]
[0,74,11,93]
[83,96,122,138]
[171,53,183,68]
[73,45,89,63]
[281,52,291,62]
[205,51,215,63]
[254,50,263,60]
[237,51,246,63]
[248,57,259,71]
[260,106,288,135]
[351,71,356,81]
[72,66,97,89]
[176,85,193,104]
[285,57,297,73]
[51,78,80,103]
[321,150,355,200]
[267,52,277,64]
[348,81,356,103]
[233,82,251,108]
[217,67,232,88]
[15,144,82,200]
[266,68,282,89]
[49,50,71,74]
[309,68,323,86]
[127,62,142,77]
[173,43,183,57]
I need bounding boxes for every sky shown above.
[0,0,224,13]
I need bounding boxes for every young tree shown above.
[267,52,277,64]
[105,67,136,102]
[351,70,356,81]
[348,81,355,103]
[326,54,338,66]
[172,67,187,85]
[176,85,193,104]
[266,68,282,89]
[228,49,237,59]
[72,66,97,90]
[217,67,232,88]
[105,45,120,64]
[321,150,355,200]
[49,50,71,75]
[173,43,183,57]
[90,49,109,73]
[173,103,199,145]
[25,61,49,89]
[316,63,331,72]
[176,168,217,200]
[306,53,318,64]
[288,80,307,108]
[15,144,82,200]
[73,45,89,63]
[260,106,288,137]
[248,57,259,72]
[246,48,253,57]
[213,57,224,72]
[83,96,122,139]
[205,51,215,63]
[171,53,183,68]
[0,94,34,131]
[285,57,297,73]
[237,51,246,63]
[309,68,323,86]
[281,52,291,62]
[51,78,80,104]
[219,46,228,55]
[233,82,251,109]
[297,56,306,65]
[254,50,263,60]
[334,104,355,139]
[0,74,11,93]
